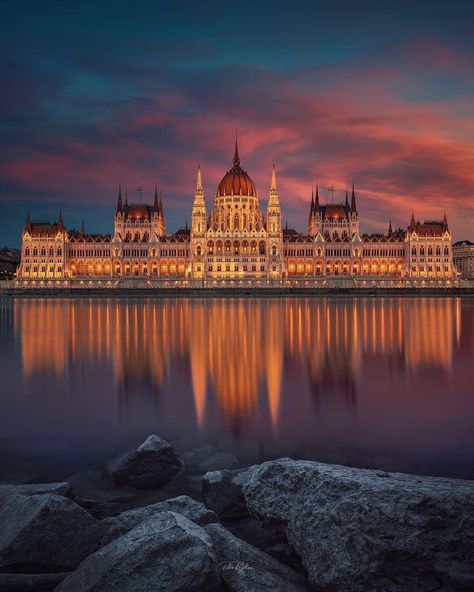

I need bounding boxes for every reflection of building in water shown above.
[404,298,456,370]
[15,297,461,427]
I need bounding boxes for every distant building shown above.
[17,141,458,287]
[0,248,20,280]
[453,240,474,280]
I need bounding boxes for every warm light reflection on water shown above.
[0,297,473,479]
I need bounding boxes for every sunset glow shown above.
[1,3,473,246]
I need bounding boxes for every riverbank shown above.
[1,434,473,592]
[1,286,474,297]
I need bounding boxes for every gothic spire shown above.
[233,134,240,167]
[154,184,159,211]
[315,184,320,210]
[81,220,85,237]
[388,219,393,236]
[196,165,203,193]
[25,209,32,233]
[443,211,449,230]
[159,189,164,216]
[58,209,64,229]
[345,187,349,208]
[350,184,357,214]
[310,188,315,217]
[117,184,123,213]
[270,163,277,192]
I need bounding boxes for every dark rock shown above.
[0,572,68,591]
[101,495,219,544]
[0,493,105,570]
[204,523,312,592]
[202,469,249,519]
[198,452,240,473]
[55,511,222,592]
[239,458,474,592]
[106,435,183,489]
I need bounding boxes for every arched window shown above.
[259,241,266,255]
[272,245,277,256]
[49,247,54,257]
[196,245,202,256]
[25,247,30,256]
[41,247,46,257]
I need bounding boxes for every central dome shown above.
[216,140,257,197]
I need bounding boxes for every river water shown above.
[0,296,473,481]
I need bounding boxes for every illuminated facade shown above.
[453,240,474,280]
[17,141,457,286]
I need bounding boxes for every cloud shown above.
[0,38,473,243]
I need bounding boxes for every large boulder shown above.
[101,495,219,544]
[107,435,183,489]
[0,493,105,570]
[238,459,474,592]
[204,523,311,592]
[55,511,222,592]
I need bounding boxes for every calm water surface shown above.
[0,296,473,480]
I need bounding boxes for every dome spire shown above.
[233,131,240,167]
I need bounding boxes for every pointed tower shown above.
[308,188,317,237]
[80,220,85,237]
[442,211,449,231]
[25,210,32,234]
[267,164,283,276]
[152,189,165,237]
[267,164,281,232]
[233,136,240,167]
[409,211,416,231]
[191,166,207,279]
[388,219,393,236]
[349,184,360,237]
[345,188,349,208]
[350,184,357,214]
[58,209,64,232]
[116,185,123,213]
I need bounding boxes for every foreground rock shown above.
[101,495,219,544]
[56,511,222,592]
[0,493,105,570]
[106,435,183,489]
[205,523,311,592]
[234,459,474,592]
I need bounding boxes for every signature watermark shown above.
[219,561,254,575]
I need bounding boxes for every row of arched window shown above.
[24,246,62,257]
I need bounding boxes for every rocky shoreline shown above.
[1,434,473,592]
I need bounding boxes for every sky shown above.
[1,0,474,246]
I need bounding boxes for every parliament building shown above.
[17,141,457,287]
